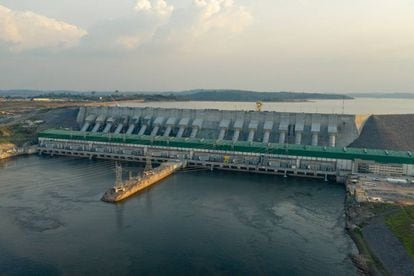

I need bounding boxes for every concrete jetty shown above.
[101,161,184,203]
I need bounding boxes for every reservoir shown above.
[0,156,356,275]
[119,98,414,114]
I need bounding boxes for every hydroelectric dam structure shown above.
[38,106,414,182]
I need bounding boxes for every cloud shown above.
[85,0,252,52]
[144,0,253,51]
[134,0,174,17]
[0,4,87,52]
[81,0,174,52]
[192,0,253,35]
[0,0,252,53]
[116,35,143,50]
[82,9,168,52]
[135,0,152,12]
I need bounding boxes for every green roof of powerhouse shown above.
[38,129,414,164]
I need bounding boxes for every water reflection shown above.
[0,156,357,275]
[115,203,125,230]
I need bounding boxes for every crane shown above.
[256,101,263,112]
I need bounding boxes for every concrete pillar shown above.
[263,121,274,143]
[218,128,227,141]
[191,119,203,139]
[115,117,129,134]
[92,123,102,133]
[126,117,140,135]
[218,119,230,141]
[295,131,302,145]
[232,129,241,143]
[232,119,244,142]
[262,130,270,143]
[312,133,318,146]
[329,134,336,147]
[164,118,176,137]
[126,124,135,135]
[115,124,124,134]
[103,118,116,133]
[103,123,113,133]
[176,118,190,138]
[138,125,147,136]
[279,131,286,144]
[190,127,199,138]
[249,129,256,142]
[81,115,96,132]
[177,126,185,138]
[92,115,106,133]
[149,117,165,137]
[151,126,160,136]
[81,122,91,132]
[164,126,172,137]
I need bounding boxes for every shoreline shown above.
[0,150,403,275]
[344,181,414,276]
[0,146,37,161]
[0,143,409,276]
[345,194,386,275]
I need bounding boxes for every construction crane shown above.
[256,101,263,112]
[115,162,123,187]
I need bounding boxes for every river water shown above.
[0,155,356,275]
[119,98,414,114]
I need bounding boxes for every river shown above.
[0,155,356,275]
[118,98,414,114]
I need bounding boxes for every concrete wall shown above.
[77,106,365,148]
[403,164,414,176]
[38,138,341,181]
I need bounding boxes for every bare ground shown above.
[351,115,414,151]
[362,222,414,276]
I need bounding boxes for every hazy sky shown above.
[0,0,413,92]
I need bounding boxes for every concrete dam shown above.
[74,106,366,147]
[38,106,414,181]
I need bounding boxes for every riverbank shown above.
[0,145,37,161]
[345,195,387,275]
[345,186,414,275]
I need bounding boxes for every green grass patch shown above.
[370,203,398,215]
[405,206,414,219]
[385,206,414,260]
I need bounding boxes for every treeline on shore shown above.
[0,89,352,102]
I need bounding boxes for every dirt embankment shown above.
[1,105,80,146]
[350,114,414,151]
[1,99,123,147]
[346,195,414,276]
[36,107,80,130]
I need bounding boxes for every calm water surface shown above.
[119,98,414,114]
[0,156,356,275]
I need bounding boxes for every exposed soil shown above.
[346,196,414,276]
[351,115,414,151]
[0,100,116,146]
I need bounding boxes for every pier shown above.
[101,161,184,203]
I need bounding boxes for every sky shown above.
[0,0,413,93]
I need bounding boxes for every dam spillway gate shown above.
[37,107,414,181]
